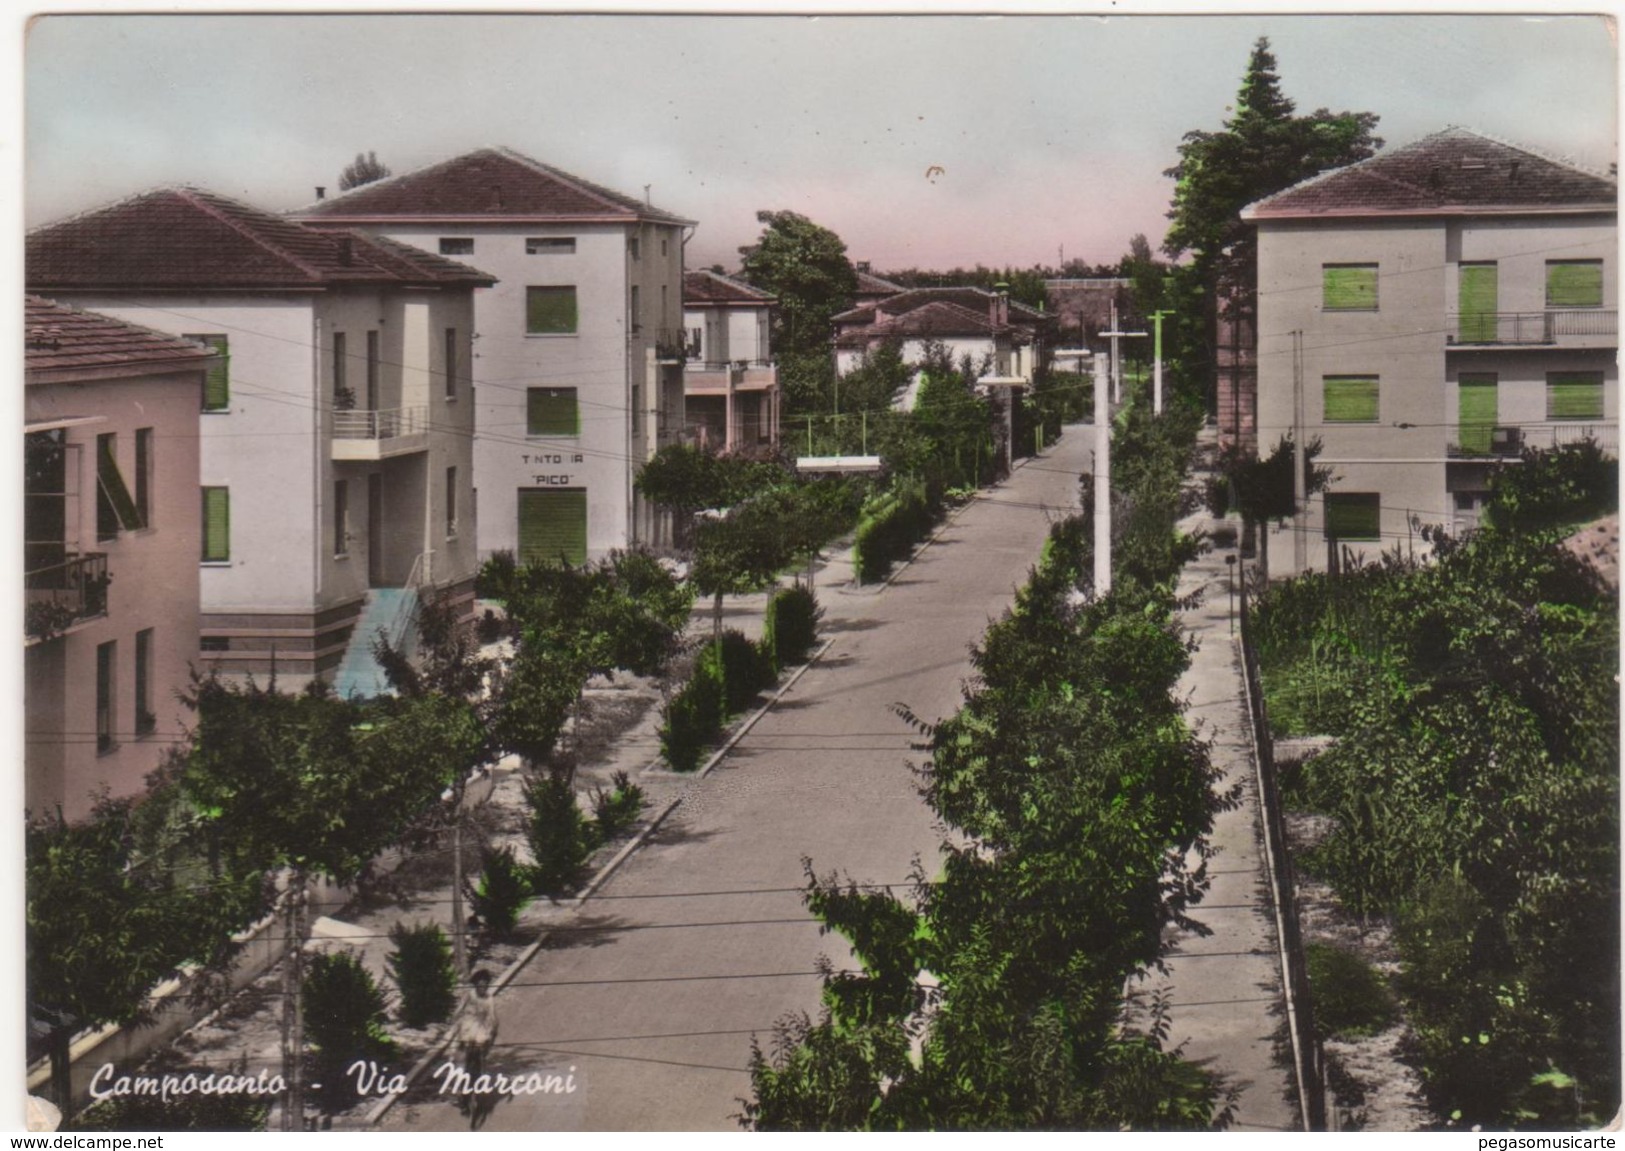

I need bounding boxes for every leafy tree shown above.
[1202,435,1332,583]
[739,210,858,364]
[692,505,793,639]
[1162,38,1381,407]
[836,338,912,413]
[338,150,391,191]
[302,951,397,1110]
[1484,438,1618,535]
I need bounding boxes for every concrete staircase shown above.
[332,587,417,700]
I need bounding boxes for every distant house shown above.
[294,147,696,561]
[681,270,779,451]
[852,264,905,311]
[832,286,1051,407]
[28,188,492,691]
[24,297,218,820]
[1044,277,1133,343]
[1245,127,1617,572]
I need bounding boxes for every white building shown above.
[681,269,779,451]
[24,297,218,820]
[1245,128,1617,572]
[28,188,491,689]
[295,148,694,563]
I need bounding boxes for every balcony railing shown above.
[1448,421,1618,458]
[333,405,429,440]
[1447,309,1617,346]
[654,329,690,363]
[24,551,109,640]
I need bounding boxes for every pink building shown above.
[25,297,218,821]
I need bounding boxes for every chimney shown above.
[991,282,1010,327]
[856,261,871,274]
[315,186,326,201]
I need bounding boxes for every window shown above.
[661,238,668,258]
[1547,371,1605,420]
[1457,374,1498,455]
[631,383,643,436]
[1547,261,1603,308]
[333,332,348,403]
[135,629,155,736]
[135,428,153,529]
[202,487,230,562]
[688,327,704,358]
[334,479,349,556]
[96,433,142,540]
[526,286,578,335]
[446,467,458,538]
[661,284,668,327]
[630,285,641,333]
[1323,376,1379,423]
[527,387,579,436]
[1325,493,1381,542]
[366,330,380,409]
[96,641,115,753]
[1323,264,1378,311]
[1457,263,1499,342]
[188,334,230,410]
[628,237,641,261]
[444,327,458,400]
[439,238,475,255]
[517,488,588,567]
[526,237,575,255]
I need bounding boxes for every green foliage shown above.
[386,922,457,1029]
[744,410,1234,1129]
[338,150,391,191]
[763,584,823,669]
[475,549,517,600]
[738,210,858,364]
[523,775,593,897]
[660,642,729,772]
[302,951,397,1109]
[1484,438,1618,535]
[837,338,912,412]
[1305,944,1396,1038]
[853,479,937,584]
[72,1083,269,1131]
[466,845,531,935]
[589,771,646,841]
[635,445,790,523]
[719,627,776,714]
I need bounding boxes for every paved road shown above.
[381,427,1096,1131]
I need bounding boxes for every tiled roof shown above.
[1245,127,1617,220]
[27,187,496,292]
[294,146,696,227]
[836,300,1040,347]
[25,295,221,378]
[683,269,775,306]
[833,286,1048,327]
[1563,513,1619,591]
[855,270,905,296]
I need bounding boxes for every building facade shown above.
[1245,129,1617,572]
[24,297,219,821]
[28,189,491,689]
[681,270,779,451]
[295,148,694,564]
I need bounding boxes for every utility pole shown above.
[1150,308,1175,415]
[1101,301,1147,406]
[1292,329,1306,573]
[1093,353,1112,597]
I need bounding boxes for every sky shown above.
[19,10,1622,276]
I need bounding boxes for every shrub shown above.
[476,549,517,600]
[762,584,822,669]
[73,1085,270,1131]
[660,642,728,772]
[524,775,592,896]
[719,628,775,713]
[853,479,937,583]
[1305,943,1397,1039]
[302,951,397,1109]
[386,922,457,1029]
[466,844,531,935]
[591,770,646,841]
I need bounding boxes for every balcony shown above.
[684,360,777,394]
[332,405,430,461]
[1447,309,1616,348]
[1448,421,1618,459]
[654,329,690,364]
[25,551,109,642]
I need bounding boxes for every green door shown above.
[1457,374,1498,455]
[1458,264,1498,343]
[517,488,588,567]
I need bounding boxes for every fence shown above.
[1237,577,1329,1131]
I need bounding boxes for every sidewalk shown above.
[1144,489,1297,1131]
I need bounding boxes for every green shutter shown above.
[97,436,143,531]
[1457,375,1498,455]
[190,335,230,410]
[1323,265,1378,311]
[527,388,579,436]
[1326,495,1380,542]
[202,487,230,562]
[1458,264,1499,343]
[1323,376,1379,423]
[1547,373,1605,420]
[526,287,578,334]
[1546,262,1603,308]
[517,489,587,567]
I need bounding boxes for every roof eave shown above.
[297,211,697,228]
[1246,201,1618,222]
[27,353,220,386]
